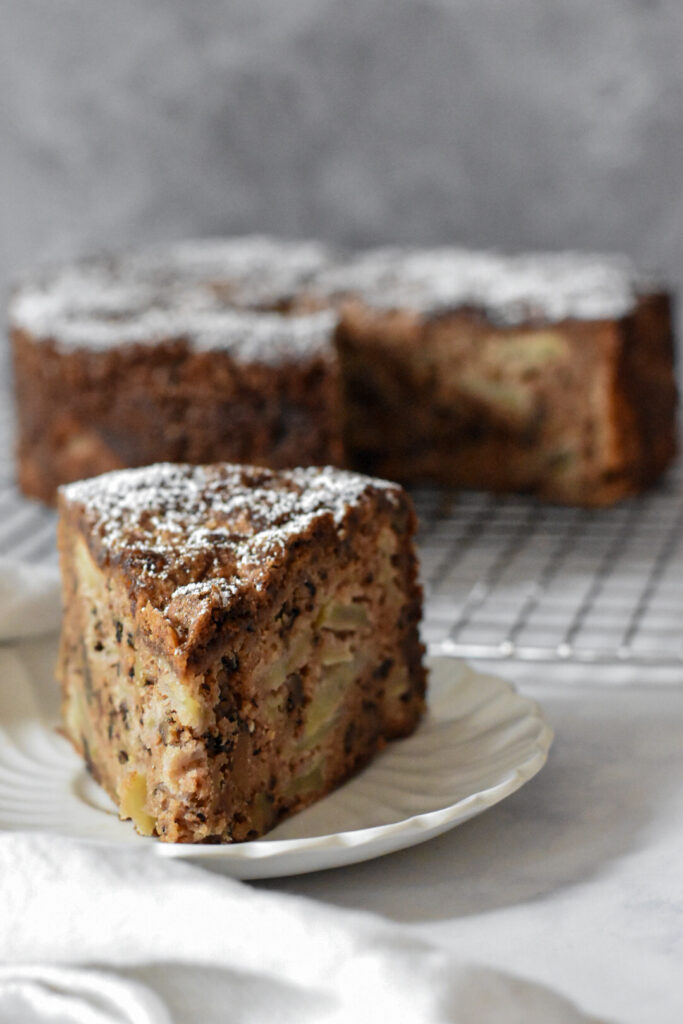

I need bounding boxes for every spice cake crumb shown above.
[57,462,426,843]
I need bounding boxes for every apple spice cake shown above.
[10,237,677,507]
[10,238,342,504]
[57,462,426,843]
[307,247,678,506]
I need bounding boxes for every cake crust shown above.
[11,238,342,503]
[13,319,342,504]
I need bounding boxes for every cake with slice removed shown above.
[12,236,676,506]
[57,462,426,843]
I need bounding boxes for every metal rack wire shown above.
[415,468,683,666]
[2,398,683,666]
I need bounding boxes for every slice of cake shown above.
[57,463,426,843]
[309,247,677,506]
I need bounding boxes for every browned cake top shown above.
[61,463,404,615]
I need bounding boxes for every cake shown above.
[10,237,677,506]
[56,462,426,843]
[307,247,678,506]
[10,238,343,504]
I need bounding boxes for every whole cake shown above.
[10,237,678,506]
[57,462,426,843]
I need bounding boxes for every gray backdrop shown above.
[2,1,682,330]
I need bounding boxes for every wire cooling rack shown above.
[415,471,683,666]
[2,398,683,666]
[0,402,57,564]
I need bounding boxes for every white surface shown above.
[269,662,683,1024]
[0,561,60,640]
[0,647,551,879]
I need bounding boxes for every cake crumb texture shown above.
[57,462,426,843]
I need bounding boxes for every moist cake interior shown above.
[57,463,425,842]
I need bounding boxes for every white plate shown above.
[0,643,552,879]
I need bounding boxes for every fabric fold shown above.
[0,833,601,1023]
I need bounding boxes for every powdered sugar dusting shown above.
[10,238,656,359]
[62,463,401,611]
[10,237,338,364]
[6,237,655,366]
[310,246,650,324]
[189,309,337,361]
[133,235,333,307]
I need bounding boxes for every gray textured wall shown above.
[2,1,683,321]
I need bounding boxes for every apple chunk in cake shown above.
[56,463,426,843]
